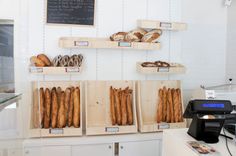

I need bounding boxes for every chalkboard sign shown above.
[46,0,95,26]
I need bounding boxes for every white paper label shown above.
[205,90,216,99]
[105,127,119,133]
[30,67,43,73]
[49,128,64,134]
[74,41,89,46]
[66,67,80,73]
[158,67,169,72]
[160,22,172,29]
[158,123,170,129]
[118,42,131,47]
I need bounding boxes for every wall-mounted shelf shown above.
[0,93,22,111]
[137,20,187,31]
[59,37,161,50]
[136,62,186,75]
[29,67,82,75]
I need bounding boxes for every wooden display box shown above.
[29,66,82,75]
[137,20,187,31]
[136,62,186,75]
[59,37,161,50]
[137,80,186,133]
[29,81,82,138]
[85,81,138,135]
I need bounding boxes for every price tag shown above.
[74,41,89,47]
[158,67,169,72]
[205,90,216,99]
[118,42,131,47]
[30,67,43,73]
[65,67,80,73]
[158,123,170,129]
[105,127,119,133]
[160,22,172,29]
[49,128,64,134]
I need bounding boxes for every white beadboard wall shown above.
[13,0,228,137]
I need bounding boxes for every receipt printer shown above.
[184,100,233,143]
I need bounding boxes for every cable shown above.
[223,128,233,156]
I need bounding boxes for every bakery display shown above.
[109,86,133,126]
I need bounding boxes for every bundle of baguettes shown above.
[34,86,80,129]
[156,86,183,123]
[110,86,133,126]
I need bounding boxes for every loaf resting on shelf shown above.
[156,86,183,123]
[35,86,80,129]
[110,86,133,126]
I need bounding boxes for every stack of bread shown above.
[156,86,183,123]
[110,28,162,43]
[109,86,133,126]
[35,86,80,129]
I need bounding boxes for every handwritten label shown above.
[30,67,43,73]
[49,128,64,134]
[105,127,119,133]
[160,22,172,29]
[118,42,131,47]
[66,67,80,73]
[158,123,170,129]
[205,90,216,99]
[158,67,169,72]
[74,41,89,47]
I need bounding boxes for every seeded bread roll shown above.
[141,29,162,43]
[125,28,147,42]
[65,88,71,125]
[110,86,116,125]
[114,89,122,125]
[30,56,45,67]
[126,89,133,125]
[39,88,44,126]
[51,87,58,128]
[57,91,66,128]
[73,87,80,128]
[110,32,128,41]
[121,91,128,125]
[44,88,51,129]
[157,89,163,123]
[68,87,74,127]
[37,54,51,66]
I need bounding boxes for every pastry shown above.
[177,89,183,122]
[39,88,44,126]
[162,87,167,122]
[68,87,74,127]
[60,55,70,67]
[65,88,71,125]
[114,89,122,125]
[37,54,51,66]
[110,32,128,41]
[141,29,162,43]
[73,87,80,128]
[121,91,127,125]
[110,86,116,125]
[125,28,147,42]
[51,87,58,128]
[30,56,45,67]
[44,88,51,129]
[126,89,133,125]
[157,89,163,123]
[57,91,66,128]
[52,55,62,67]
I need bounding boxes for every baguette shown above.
[51,87,58,128]
[172,89,179,123]
[157,89,163,123]
[33,89,39,128]
[166,88,171,123]
[168,89,174,123]
[39,88,44,127]
[121,90,127,125]
[162,86,167,122]
[57,91,66,128]
[44,88,51,128]
[177,89,183,122]
[114,89,122,125]
[73,87,80,128]
[65,88,71,125]
[126,89,133,125]
[68,87,74,127]
[110,86,116,125]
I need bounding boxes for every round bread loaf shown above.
[124,28,147,42]
[110,32,127,41]
[30,56,45,67]
[37,54,51,66]
[141,29,162,43]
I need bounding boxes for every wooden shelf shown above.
[137,20,187,31]
[29,66,82,75]
[59,37,161,50]
[136,62,186,75]
[137,80,187,133]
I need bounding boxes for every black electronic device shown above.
[184,100,233,143]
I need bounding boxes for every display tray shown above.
[137,20,187,31]
[85,81,138,135]
[29,81,82,138]
[136,62,186,74]
[29,66,82,75]
[59,37,161,50]
[137,80,187,133]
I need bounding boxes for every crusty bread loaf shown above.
[30,56,45,67]
[65,88,71,125]
[73,87,80,128]
[37,54,51,66]
[168,89,174,123]
[172,89,179,123]
[125,29,147,42]
[121,91,128,125]
[162,87,167,122]
[141,29,162,43]
[110,86,116,125]
[51,87,58,128]
[126,89,133,125]
[44,88,51,128]
[39,88,44,126]
[157,89,163,123]
[177,89,183,122]
[114,89,122,125]
[57,91,66,128]
[68,87,74,127]
[110,32,128,41]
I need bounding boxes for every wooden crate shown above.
[59,37,161,50]
[136,62,186,75]
[85,81,138,135]
[29,81,82,138]
[137,20,187,31]
[29,66,82,75]
[137,80,186,133]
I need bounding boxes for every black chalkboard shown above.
[46,0,95,25]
